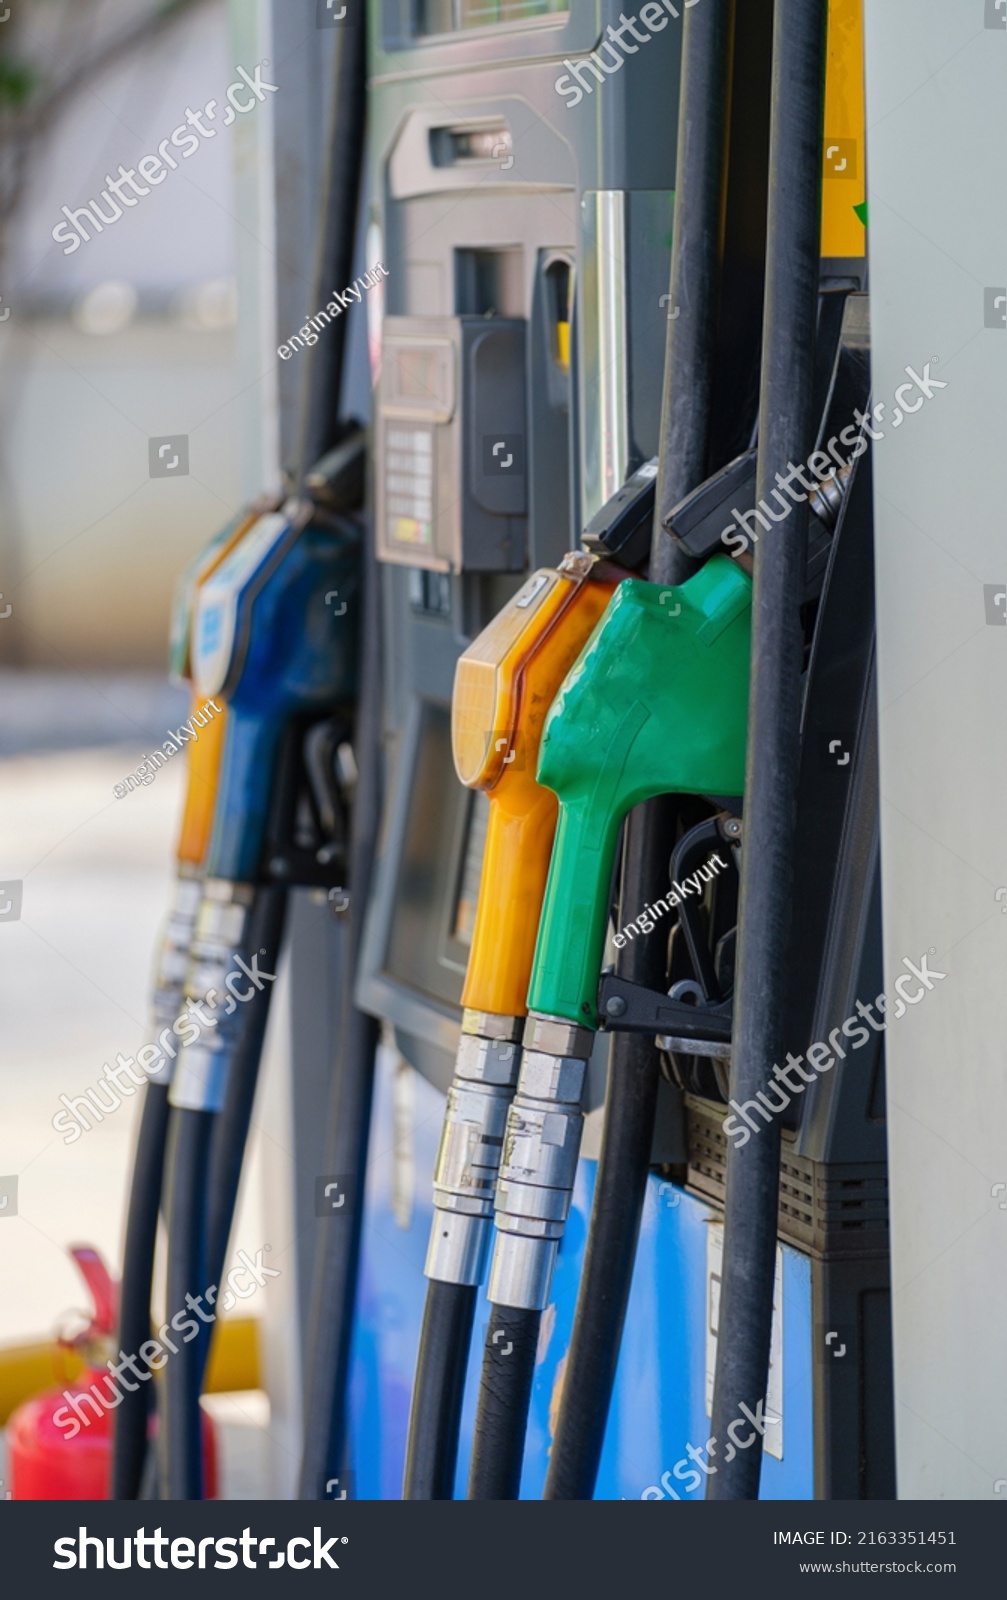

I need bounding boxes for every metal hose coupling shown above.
[151,871,204,1039]
[487,1014,594,1312]
[425,1010,524,1288]
[808,461,851,530]
[169,879,256,1114]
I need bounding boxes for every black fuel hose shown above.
[163,883,290,1400]
[150,881,289,1498]
[466,1305,541,1501]
[294,4,367,488]
[402,1280,478,1499]
[544,0,736,1501]
[160,1106,214,1500]
[203,884,288,1303]
[653,0,736,554]
[111,1079,172,1499]
[541,813,671,1501]
[706,0,826,1501]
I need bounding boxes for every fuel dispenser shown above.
[356,0,688,1084]
[108,0,371,1501]
[304,0,888,1504]
[112,499,273,1501]
[536,0,887,1505]
[111,461,363,1502]
[330,0,770,1499]
[303,0,692,1499]
[158,459,363,1501]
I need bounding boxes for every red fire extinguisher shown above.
[6,1244,218,1499]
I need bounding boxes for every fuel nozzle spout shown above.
[170,879,257,1114]
[151,871,204,1039]
[424,1010,523,1288]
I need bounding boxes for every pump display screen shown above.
[397,348,438,401]
[452,790,490,946]
[384,702,479,1001]
[417,0,566,33]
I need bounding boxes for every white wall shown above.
[865,0,1007,1500]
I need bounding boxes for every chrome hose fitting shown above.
[486,1013,594,1312]
[151,874,204,1037]
[424,1010,524,1287]
[169,880,255,1114]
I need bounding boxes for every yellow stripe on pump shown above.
[821,0,866,260]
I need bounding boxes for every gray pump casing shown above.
[357,1,683,1099]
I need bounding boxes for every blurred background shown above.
[0,0,286,1495]
[0,0,248,671]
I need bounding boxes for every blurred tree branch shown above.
[0,0,216,240]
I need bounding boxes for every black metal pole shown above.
[706,0,826,1501]
[297,515,383,1500]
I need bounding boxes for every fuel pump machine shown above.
[302,0,890,1504]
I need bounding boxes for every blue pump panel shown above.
[346,1049,814,1500]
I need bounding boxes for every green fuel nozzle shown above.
[528,555,752,1027]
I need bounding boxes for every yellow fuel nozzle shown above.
[171,509,264,869]
[452,553,619,1019]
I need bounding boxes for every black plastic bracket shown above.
[597,969,733,1042]
[261,713,354,892]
